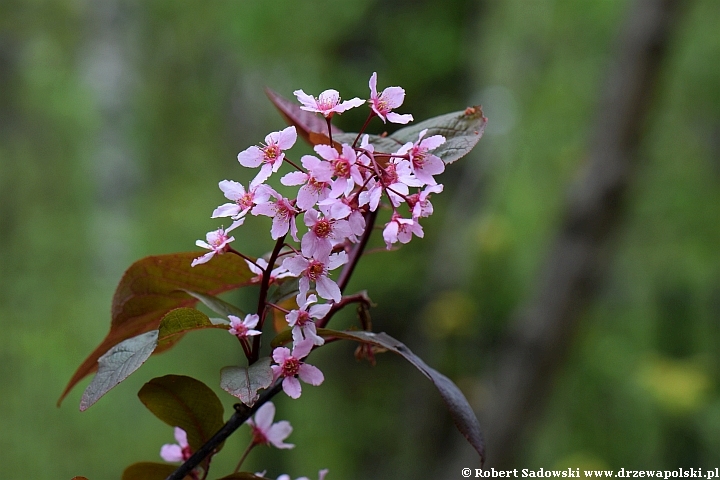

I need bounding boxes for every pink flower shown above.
[368,72,413,124]
[301,209,352,259]
[294,88,364,118]
[212,181,272,220]
[382,213,424,249]
[160,427,192,463]
[271,339,324,399]
[246,258,293,284]
[282,251,348,302]
[237,126,297,186]
[313,143,364,197]
[281,155,333,211]
[246,402,294,449]
[252,193,299,241]
[275,470,329,480]
[228,313,262,339]
[408,184,443,219]
[191,220,242,267]
[286,294,332,346]
[395,129,446,185]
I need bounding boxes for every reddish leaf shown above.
[60,252,254,406]
[138,375,225,455]
[265,88,343,146]
[324,329,485,464]
[121,462,190,480]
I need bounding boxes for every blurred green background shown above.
[1,0,720,479]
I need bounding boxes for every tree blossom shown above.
[368,72,413,124]
[228,313,261,339]
[408,184,443,219]
[382,213,424,249]
[395,129,446,185]
[282,251,348,302]
[238,126,297,186]
[313,143,364,197]
[160,427,192,463]
[246,258,293,284]
[191,220,242,267]
[275,470,329,480]
[252,193,300,241]
[301,209,352,259]
[294,88,364,118]
[280,155,333,211]
[286,294,332,346]
[246,402,294,449]
[212,180,272,220]
[271,339,324,399]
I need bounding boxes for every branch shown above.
[166,381,283,480]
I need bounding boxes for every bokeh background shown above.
[1,0,720,479]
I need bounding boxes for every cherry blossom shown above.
[301,208,352,259]
[286,294,332,346]
[294,88,364,118]
[228,313,261,339]
[275,470,329,480]
[271,339,324,399]
[246,258,293,284]
[252,193,299,241]
[246,402,294,449]
[395,129,446,185]
[368,72,413,124]
[282,251,348,302]
[160,427,192,463]
[237,126,297,186]
[408,184,443,219]
[313,143,364,197]
[382,213,424,249]
[191,220,242,267]
[280,155,333,211]
[212,181,272,220]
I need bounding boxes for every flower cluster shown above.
[192,72,446,399]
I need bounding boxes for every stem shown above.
[250,234,287,364]
[233,441,256,473]
[352,111,376,148]
[165,382,283,480]
[316,291,371,329]
[283,156,306,173]
[326,116,333,146]
[228,247,264,272]
[337,208,378,294]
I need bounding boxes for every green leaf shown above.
[121,462,186,480]
[388,106,487,164]
[79,330,158,411]
[326,329,485,463]
[335,106,487,165]
[78,308,225,410]
[60,252,254,406]
[182,289,246,319]
[220,357,274,406]
[138,375,225,455]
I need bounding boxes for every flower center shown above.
[263,143,281,161]
[238,192,254,210]
[382,163,398,185]
[251,426,269,445]
[313,219,332,238]
[333,159,350,178]
[295,311,311,327]
[306,260,325,280]
[282,357,301,377]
